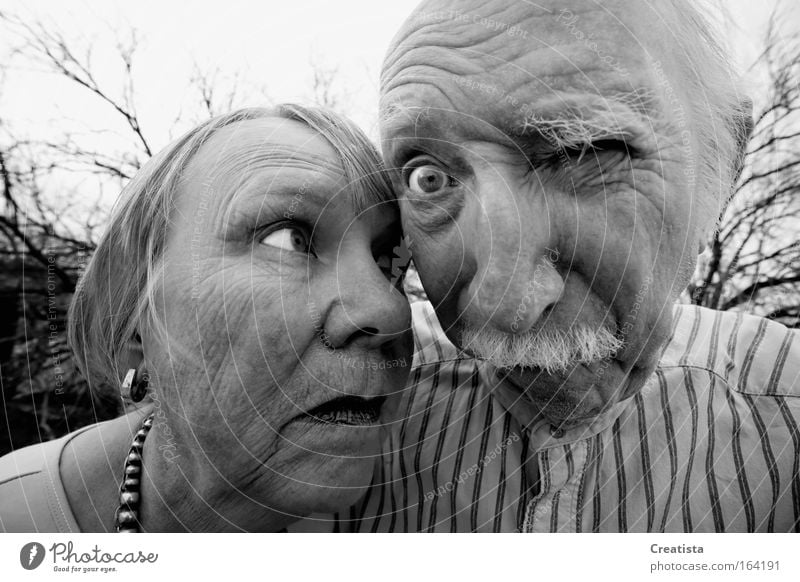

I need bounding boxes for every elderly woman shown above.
[0,104,412,532]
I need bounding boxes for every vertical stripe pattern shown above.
[289,302,800,533]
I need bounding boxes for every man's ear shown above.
[731,98,754,185]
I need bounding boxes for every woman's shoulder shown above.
[0,425,97,533]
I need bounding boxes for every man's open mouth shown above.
[304,395,385,426]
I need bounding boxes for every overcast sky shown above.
[1,0,798,151]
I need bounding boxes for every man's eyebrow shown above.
[380,103,451,138]
[382,90,662,150]
[511,92,660,148]
[380,103,508,156]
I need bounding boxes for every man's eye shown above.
[560,139,633,162]
[260,226,312,254]
[406,165,457,194]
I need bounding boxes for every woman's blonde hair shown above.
[68,104,395,397]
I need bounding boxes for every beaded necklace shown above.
[114,413,155,532]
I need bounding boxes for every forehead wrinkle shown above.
[382,103,505,149]
[209,144,348,213]
[217,143,346,178]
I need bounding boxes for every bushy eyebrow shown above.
[511,91,660,149]
[380,102,453,142]
[382,90,661,153]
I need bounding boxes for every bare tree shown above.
[310,53,350,111]
[0,14,163,452]
[686,15,800,328]
[0,11,354,453]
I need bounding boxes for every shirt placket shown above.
[522,433,590,533]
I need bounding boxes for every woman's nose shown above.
[322,250,412,351]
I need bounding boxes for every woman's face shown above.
[145,116,412,520]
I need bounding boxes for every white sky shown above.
[1,0,798,159]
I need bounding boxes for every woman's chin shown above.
[286,456,377,515]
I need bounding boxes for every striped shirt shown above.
[291,285,800,532]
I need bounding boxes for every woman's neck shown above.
[63,404,297,532]
[61,405,155,532]
[137,418,294,532]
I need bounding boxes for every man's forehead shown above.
[396,0,671,42]
[381,0,678,131]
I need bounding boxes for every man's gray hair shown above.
[664,0,752,232]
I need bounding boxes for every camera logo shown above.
[20,542,46,570]
[377,235,412,291]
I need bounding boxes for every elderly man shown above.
[292,0,800,532]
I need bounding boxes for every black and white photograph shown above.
[0,0,799,577]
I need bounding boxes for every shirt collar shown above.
[478,359,652,450]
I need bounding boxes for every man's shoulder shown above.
[659,303,799,397]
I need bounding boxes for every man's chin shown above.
[498,360,625,428]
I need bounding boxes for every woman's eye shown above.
[406,165,457,194]
[259,226,312,254]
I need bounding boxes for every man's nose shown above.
[322,250,411,351]
[462,172,564,334]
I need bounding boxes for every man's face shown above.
[381,0,704,427]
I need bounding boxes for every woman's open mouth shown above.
[304,395,386,426]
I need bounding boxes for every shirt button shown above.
[550,425,565,438]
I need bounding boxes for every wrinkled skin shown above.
[380,0,714,428]
[141,118,412,530]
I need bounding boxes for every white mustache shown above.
[459,323,623,375]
